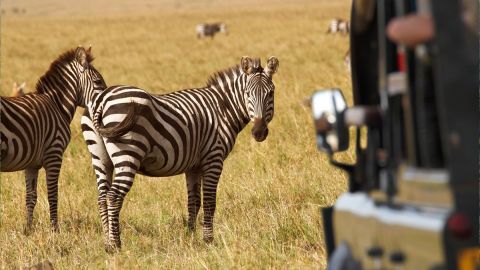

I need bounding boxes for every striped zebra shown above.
[81,56,279,251]
[326,18,350,35]
[196,22,228,39]
[1,46,106,231]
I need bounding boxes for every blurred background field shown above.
[0,0,352,269]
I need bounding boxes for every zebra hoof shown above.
[51,224,59,233]
[203,235,214,244]
[105,238,122,253]
[23,224,33,235]
[187,223,196,232]
[104,242,121,254]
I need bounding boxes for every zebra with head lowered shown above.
[1,47,106,231]
[196,22,228,39]
[81,56,279,251]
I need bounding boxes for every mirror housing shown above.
[311,89,349,153]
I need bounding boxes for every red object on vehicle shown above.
[447,213,473,239]
[397,48,406,72]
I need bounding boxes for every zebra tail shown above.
[93,101,143,140]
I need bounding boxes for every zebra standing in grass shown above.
[196,22,228,39]
[1,47,106,231]
[81,56,279,251]
[326,18,350,35]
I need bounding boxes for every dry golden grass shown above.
[1,1,352,268]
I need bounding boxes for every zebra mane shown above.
[206,65,241,88]
[34,48,94,94]
[206,64,263,89]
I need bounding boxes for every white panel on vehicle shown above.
[334,193,447,231]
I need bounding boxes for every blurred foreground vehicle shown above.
[310,0,479,269]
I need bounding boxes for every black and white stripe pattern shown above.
[326,18,350,35]
[196,22,228,39]
[81,56,279,251]
[1,47,106,231]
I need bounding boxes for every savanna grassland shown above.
[0,0,352,268]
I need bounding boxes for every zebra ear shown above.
[265,56,279,77]
[241,56,254,75]
[86,45,94,63]
[19,82,26,89]
[75,47,88,71]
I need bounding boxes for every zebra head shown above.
[74,46,107,107]
[241,56,279,142]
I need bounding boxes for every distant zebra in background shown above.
[11,81,27,97]
[196,22,228,39]
[81,56,279,251]
[1,47,106,231]
[326,18,350,35]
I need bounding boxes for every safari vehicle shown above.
[310,0,478,269]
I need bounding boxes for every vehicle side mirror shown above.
[311,89,349,153]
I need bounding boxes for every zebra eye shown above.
[94,79,104,85]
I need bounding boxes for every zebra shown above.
[81,56,279,251]
[196,22,228,39]
[1,46,106,231]
[11,81,27,97]
[326,18,350,35]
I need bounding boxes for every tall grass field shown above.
[1,0,352,268]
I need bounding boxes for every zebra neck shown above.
[33,62,82,122]
[85,91,106,121]
[35,81,78,122]
[208,75,250,134]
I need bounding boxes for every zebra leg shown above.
[81,116,113,246]
[91,156,113,248]
[24,167,40,233]
[105,162,138,252]
[98,165,113,247]
[201,162,223,243]
[186,171,202,231]
[106,190,123,252]
[81,110,113,245]
[44,156,63,232]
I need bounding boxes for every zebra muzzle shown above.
[251,117,269,142]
